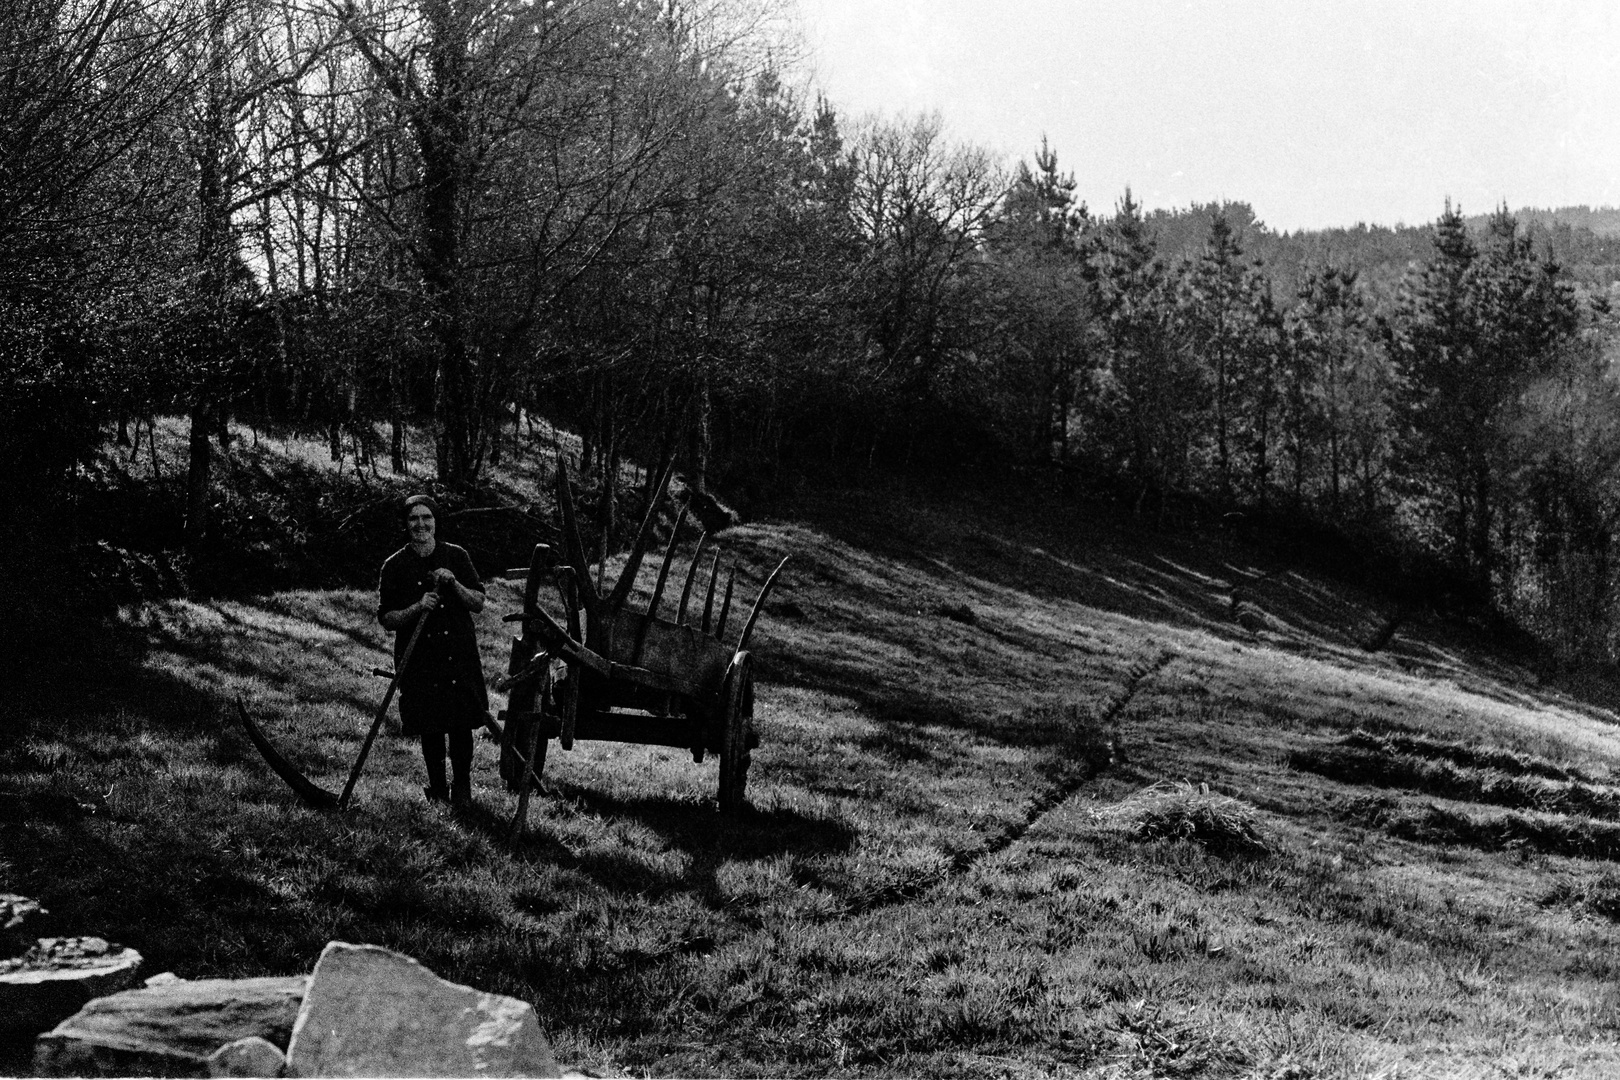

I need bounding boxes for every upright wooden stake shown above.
[631,506,687,664]
[604,459,674,613]
[699,551,721,634]
[553,458,600,623]
[734,557,790,653]
[713,567,736,642]
[675,532,709,626]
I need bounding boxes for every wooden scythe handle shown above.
[339,603,431,809]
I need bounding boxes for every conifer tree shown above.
[1285,265,1389,519]
[988,138,1089,465]
[1175,208,1278,505]
[1389,203,1580,591]
[1086,190,1196,510]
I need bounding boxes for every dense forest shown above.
[7,0,1620,666]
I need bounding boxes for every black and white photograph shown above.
[5,1,1620,1075]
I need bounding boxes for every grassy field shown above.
[8,443,1620,1077]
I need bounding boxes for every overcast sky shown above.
[792,0,1620,232]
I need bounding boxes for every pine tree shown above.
[1175,209,1278,505]
[989,138,1089,465]
[1085,190,1198,509]
[1285,265,1390,519]
[1389,202,1580,591]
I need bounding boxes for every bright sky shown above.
[793,0,1620,232]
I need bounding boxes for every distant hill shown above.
[1475,206,1620,238]
[1137,202,1620,304]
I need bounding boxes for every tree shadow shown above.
[764,482,1620,739]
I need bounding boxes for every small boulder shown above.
[285,942,560,1078]
[0,937,142,1048]
[32,975,307,1078]
[208,1035,287,1078]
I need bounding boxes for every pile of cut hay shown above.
[1093,781,1271,856]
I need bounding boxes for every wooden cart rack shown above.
[496,462,787,839]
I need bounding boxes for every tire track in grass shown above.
[838,647,1176,916]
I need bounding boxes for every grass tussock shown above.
[1092,782,1271,857]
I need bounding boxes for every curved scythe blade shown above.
[234,698,341,810]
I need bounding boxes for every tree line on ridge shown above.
[5,0,1620,662]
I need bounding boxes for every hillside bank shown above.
[6,447,1620,1076]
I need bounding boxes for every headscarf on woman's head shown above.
[403,493,441,520]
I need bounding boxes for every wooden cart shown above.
[496,463,787,838]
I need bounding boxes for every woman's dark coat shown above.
[377,542,487,735]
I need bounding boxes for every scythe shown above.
[235,608,430,810]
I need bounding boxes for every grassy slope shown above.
[8,440,1620,1077]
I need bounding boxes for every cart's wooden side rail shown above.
[501,607,730,702]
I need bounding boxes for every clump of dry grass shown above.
[1093,781,1271,857]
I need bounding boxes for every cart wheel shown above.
[718,651,754,815]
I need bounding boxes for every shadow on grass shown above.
[4,608,473,976]
[767,483,1620,742]
[454,785,858,910]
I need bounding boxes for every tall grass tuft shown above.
[1093,781,1271,857]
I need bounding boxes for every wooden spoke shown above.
[604,460,674,614]
[698,550,721,634]
[675,531,709,626]
[554,566,582,640]
[552,458,600,622]
[632,505,687,664]
[521,543,551,613]
[735,556,790,653]
[713,567,736,642]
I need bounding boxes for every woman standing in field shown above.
[377,494,487,806]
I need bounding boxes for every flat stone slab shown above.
[286,942,560,1078]
[0,937,142,1045]
[33,975,308,1078]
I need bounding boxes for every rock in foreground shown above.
[285,942,560,1078]
[32,975,307,1078]
[0,937,143,1049]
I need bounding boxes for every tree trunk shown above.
[186,402,213,550]
[1471,465,1493,597]
[419,0,474,486]
[1214,342,1230,503]
[187,0,230,555]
